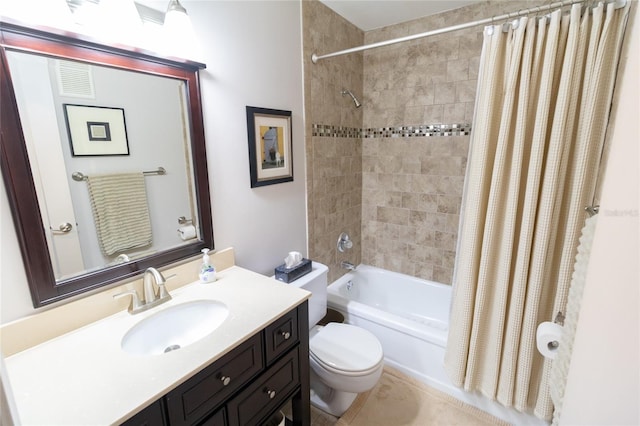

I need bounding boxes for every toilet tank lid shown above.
[310,261,328,274]
[310,323,383,372]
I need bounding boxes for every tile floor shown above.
[283,367,508,426]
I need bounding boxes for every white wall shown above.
[187,1,307,275]
[559,2,639,424]
[0,0,307,322]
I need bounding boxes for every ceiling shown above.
[318,0,484,31]
[133,1,484,32]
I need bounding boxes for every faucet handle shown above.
[157,282,172,300]
[113,290,143,312]
[157,273,176,300]
[337,232,354,252]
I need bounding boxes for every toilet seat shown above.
[309,323,383,376]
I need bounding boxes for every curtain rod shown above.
[311,0,626,63]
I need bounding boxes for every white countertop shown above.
[4,266,310,425]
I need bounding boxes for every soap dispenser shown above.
[199,248,216,283]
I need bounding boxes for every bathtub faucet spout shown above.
[341,261,356,271]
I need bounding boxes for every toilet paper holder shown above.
[536,314,565,359]
[178,216,193,225]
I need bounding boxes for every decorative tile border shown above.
[311,124,361,138]
[365,123,472,138]
[311,123,472,138]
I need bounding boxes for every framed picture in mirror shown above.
[64,104,129,156]
[246,106,293,188]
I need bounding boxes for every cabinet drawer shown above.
[264,308,298,365]
[165,334,264,426]
[227,347,300,426]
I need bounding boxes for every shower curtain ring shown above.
[533,5,542,18]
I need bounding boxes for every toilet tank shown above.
[285,262,328,328]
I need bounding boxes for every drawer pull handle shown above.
[220,375,231,386]
[280,331,291,340]
[264,388,276,399]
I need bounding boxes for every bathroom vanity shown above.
[1,20,311,424]
[127,303,308,426]
[3,266,312,425]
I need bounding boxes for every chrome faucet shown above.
[113,267,172,314]
[341,261,356,271]
[143,267,166,303]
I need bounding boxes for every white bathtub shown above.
[327,265,452,391]
[327,264,546,426]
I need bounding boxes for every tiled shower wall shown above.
[302,0,364,283]
[360,1,541,283]
[359,16,481,284]
[303,0,541,284]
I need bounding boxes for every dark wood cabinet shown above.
[226,348,299,425]
[198,408,226,426]
[121,301,310,426]
[121,400,166,426]
[165,334,264,425]
[264,308,299,365]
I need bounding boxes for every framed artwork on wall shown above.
[246,106,293,188]
[63,104,129,156]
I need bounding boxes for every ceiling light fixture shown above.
[166,0,187,16]
[163,0,199,60]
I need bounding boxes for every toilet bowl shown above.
[308,322,384,416]
[282,262,384,417]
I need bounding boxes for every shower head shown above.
[341,89,362,108]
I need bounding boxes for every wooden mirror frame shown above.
[0,20,213,307]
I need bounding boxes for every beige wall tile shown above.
[443,103,468,123]
[377,206,410,226]
[434,82,456,104]
[456,79,478,103]
[447,58,470,82]
[304,0,542,284]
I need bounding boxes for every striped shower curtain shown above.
[444,2,630,420]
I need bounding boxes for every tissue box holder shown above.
[275,258,312,283]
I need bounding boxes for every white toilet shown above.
[286,262,384,417]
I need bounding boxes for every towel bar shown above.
[72,167,166,181]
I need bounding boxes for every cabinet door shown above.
[120,400,165,426]
[227,348,300,425]
[198,407,226,426]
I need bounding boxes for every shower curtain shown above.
[444,2,629,420]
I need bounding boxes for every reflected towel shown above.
[87,172,152,256]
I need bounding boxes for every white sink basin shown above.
[121,300,229,356]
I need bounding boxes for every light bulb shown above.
[163,0,200,60]
[94,0,143,46]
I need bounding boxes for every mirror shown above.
[0,21,213,307]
